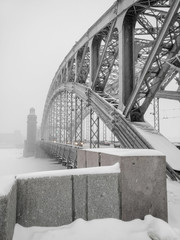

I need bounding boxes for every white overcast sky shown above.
[0,0,180,142]
[0,0,115,137]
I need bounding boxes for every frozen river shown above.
[0,148,180,239]
[0,148,65,176]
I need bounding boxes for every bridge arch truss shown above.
[41,0,180,177]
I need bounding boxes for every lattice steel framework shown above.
[92,20,119,92]
[75,96,83,144]
[76,44,90,84]
[56,95,61,142]
[90,109,99,148]
[124,0,180,120]
[60,91,66,143]
[153,98,160,131]
[66,91,73,144]
[103,123,107,141]
[40,0,180,179]
[53,98,57,141]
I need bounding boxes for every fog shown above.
[0,0,180,142]
[0,0,115,138]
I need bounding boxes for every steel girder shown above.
[40,0,180,180]
[124,0,180,120]
[91,19,119,92]
[76,44,90,84]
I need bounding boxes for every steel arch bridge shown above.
[40,0,180,178]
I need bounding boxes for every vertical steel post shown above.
[153,98,160,132]
[60,91,66,143]
[56,94,61,142]
[49,104,53,141]
[103,123,107,141]
[66,91,73,144]
[90,37,101,87]
[90,109,99,148]
[75,96,83,144]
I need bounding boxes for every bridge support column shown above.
[116,13,135,110]
[90,37,101,87]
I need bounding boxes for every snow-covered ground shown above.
[0,148,180,240]
[0,148,65,176]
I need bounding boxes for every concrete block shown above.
[73,175,87,220]
[0,182,17,240]
[17,176,72,227]
[87,173,120,220]
[100,153,120,166]
[86,151,99,168]
[77,149,167,222]
[120,156,167,221]
[77,149,86,168]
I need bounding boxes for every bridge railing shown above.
[39,141,82,169]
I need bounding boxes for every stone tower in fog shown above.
[23,108,37,157]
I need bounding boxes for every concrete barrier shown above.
[77,148,167,221]
[0,149,168,239]
[16,172,120,227]
[0,182,17,240]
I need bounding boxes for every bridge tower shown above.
[23,108,37,157]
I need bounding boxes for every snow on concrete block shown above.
[0,182,17,240]
[100,153,120,166]
[77,148,167,222]
[86,151,99,168]
[87,173,120,220]
[77,149,86,168]
[77,150,99,168]
[17,176,73,227]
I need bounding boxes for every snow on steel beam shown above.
[156,90,180,101]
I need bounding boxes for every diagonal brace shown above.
[123,0,180,118]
